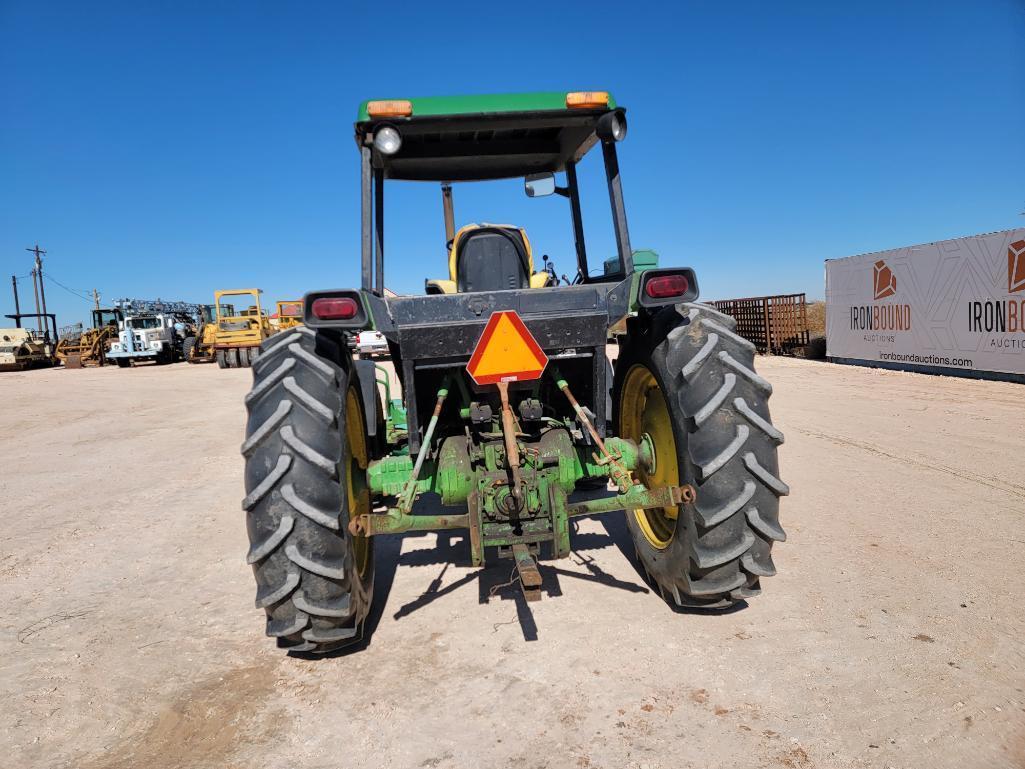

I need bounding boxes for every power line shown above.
[45,274,90,295]
[43,273,94,303]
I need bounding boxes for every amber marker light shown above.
[566,91,610,109]
[367,100,413,118]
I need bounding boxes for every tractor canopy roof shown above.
[355,90,621,182]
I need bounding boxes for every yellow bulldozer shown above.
[55,308,123,368]
[273,300,304,331]
[183,288,274,368]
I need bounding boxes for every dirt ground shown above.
[1,357,1023,769]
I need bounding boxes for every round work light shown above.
[596,110,628,143]
[373,125,402,155]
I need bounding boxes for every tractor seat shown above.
[426,223,552,294]
[456,226,530,292]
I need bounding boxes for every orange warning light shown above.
[367,99,413,118]
[466,311,548,386]
[566,91,610,109]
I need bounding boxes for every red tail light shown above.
[645,274,689,299]
[312,297,358,320]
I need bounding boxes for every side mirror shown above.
[525,172,556,198]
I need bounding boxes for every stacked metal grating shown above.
[711,293,810,355]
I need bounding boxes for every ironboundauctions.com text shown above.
[878,351,973,368]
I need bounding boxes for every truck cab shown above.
[107,313,190,366]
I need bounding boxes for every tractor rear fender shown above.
[302,292,379,440]
[353,359,379,439]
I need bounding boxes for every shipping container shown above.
[825,228,1025,380]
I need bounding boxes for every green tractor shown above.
[241,91,788,653]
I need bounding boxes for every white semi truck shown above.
[106,313,190,366]
[106,299,206,367]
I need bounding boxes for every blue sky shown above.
[2,1,1023,326]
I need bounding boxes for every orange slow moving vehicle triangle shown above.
[466,311,548,385]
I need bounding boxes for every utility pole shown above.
[26,244,47,332]
[92,288,101,311]
[30,268,42,332]
[11,275,21,317]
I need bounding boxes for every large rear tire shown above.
[242,326,374,653]
[613,303,788,607]
[183,336,197,363]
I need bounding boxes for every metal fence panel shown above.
[711,293,809,354]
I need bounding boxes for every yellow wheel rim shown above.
[345,387,371,578]
[619,365,680,549]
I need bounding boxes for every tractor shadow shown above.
[391,537,649,643]
[315,493,741,656]
[384,491,653,642]
[305,532,405,658]
[597,512,749,616]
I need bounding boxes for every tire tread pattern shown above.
[621,303,788,606]
[241,326,371,653]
